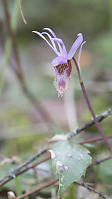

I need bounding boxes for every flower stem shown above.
[72,57,112,152]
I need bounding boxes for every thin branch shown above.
[88,155,112,168]
[8,177,109,199]
[0,147,48,186]
[0,109,111,187]
[16,179,58,199]
[67,108,112,139]
[79,135,112,145]
[28,191,51,199]
[76,182,110,199]
[2,0,54,124]
[15,178,110,199]
[2,0,20,68]
[1,147,112,187]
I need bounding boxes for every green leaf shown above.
[49,140,92,197]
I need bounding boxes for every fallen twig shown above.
[0,109,111,187]
[16,179,58,199]
[76,182,110,199]
[67,108,112,139]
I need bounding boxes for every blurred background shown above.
[0,0,112,198]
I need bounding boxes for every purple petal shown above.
[77,41,86,71]
[51,56,67,66]
[53,38,67,58]
[43,28,56,37]
[43,28,67,58]
[52,38,64,56]
[42,32,60,55]
[43,28,63,54]
[32,31,60,56]
[32,31,54,49]
[68,33,83,59]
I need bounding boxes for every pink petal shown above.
[68,33,83,59]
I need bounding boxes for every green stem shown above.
[14,176,22,196]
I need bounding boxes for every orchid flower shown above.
[32,28,84,96]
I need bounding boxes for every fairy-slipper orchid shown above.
[32,28,84,96]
